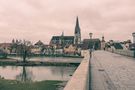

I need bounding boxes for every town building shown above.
[121,40,131,50]
[129,33,135,50]
[64,44,77,55]
[129,43,135,50]
[81,39,101,50]
[34,40,45,47]
[0,43,12,54]
[50,35,74,48]
[0,49,7,58]
[132,32,135,43]
[81,33,101,50]
[31,40,46,54]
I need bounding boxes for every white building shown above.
[132,32,135,43]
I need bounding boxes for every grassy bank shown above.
[0,79,66,90]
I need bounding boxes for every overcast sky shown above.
[0,0,135,44]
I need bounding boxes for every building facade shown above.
[82,39,101,50]
[50,36,74,48]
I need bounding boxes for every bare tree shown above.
[17,40,32,63]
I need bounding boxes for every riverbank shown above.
[0,60,80,67]
[8,54,84,58]
[0,78,66,90]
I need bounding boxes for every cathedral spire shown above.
[75,16,80,34]
[74,16,81,45]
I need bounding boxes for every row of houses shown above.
[0,38,104,56]
[1,38,134,56]
[105,39,135,51]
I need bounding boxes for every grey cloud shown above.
[0,0,135,43]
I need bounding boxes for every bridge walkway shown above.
[90,51,135,90]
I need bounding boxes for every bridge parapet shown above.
[64,50,90,90]
[107,49,135,58]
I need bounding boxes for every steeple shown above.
[74,16,81,45]
[75,16,80,34]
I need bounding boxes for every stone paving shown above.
[91,50,135,90]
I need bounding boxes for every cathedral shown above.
[50,17,82,48]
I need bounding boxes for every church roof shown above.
[50,36,74,46]
[51,36,74,40]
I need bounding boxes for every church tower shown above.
[101,36,106,50]
[74,17,81,45]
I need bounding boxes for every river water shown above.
[0,66,77,82]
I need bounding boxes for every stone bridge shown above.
[64,50,135,90]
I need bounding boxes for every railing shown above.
[107,49,135,58]
[114,50,135,58]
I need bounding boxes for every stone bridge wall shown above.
[64,50,90,90]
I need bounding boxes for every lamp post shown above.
[89,33,93,90]
[89,33,93,58]
[89,33,93,39]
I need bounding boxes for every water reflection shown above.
[16,66,34,82]
[0,66,77,82]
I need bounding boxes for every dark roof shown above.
[51,36,74,40]
[34,40,44,46]
[50,36,74,47]
[113,43,123,49]
[132,32,135,34]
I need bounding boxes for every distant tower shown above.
[101,36,105,42]
[12,39,15,44]
[74,17,81,45]
[132,32,135,43]
[60,31,64,46]
[101,36,106,50]
[89,33,93,39]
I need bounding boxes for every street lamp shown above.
[89,33,93,90]
[89,33,93,58]
[89,33,93,39]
